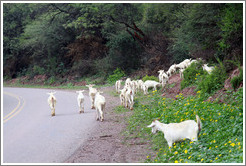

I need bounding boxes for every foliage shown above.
[180,61,205,90]
[197,65,227,94]
[107,68,126,84]
[230,68,243,90]
[3,3,243,81]
[126,90,243,163]
[142,75,159,82]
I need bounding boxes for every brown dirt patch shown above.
[64,86,152,163]
[162,74,196,99]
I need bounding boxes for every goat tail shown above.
[196,115,202,133]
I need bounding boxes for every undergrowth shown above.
[125,89,243,163]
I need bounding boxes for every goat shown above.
[76,90,85,113]
[202,64,215,74]
[47,92,57,116]
[147,115,202,148]
[115,80,122,93]
[94,91,106,122]
[144,80,161,92]
[86,84,97,109]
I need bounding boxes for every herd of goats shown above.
[46,58,214,148]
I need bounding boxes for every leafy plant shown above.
[107,68,126,84]
[180,61,205,90]
[142,75,159,82]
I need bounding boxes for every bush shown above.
[107,68,126,83]
[230,67,243,90]
[180,61,205,90]
[197,65,227,94]
[142,75,159,82]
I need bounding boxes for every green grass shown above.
[125,89,243,163]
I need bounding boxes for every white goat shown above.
[142,84,148,95]
[47,92,57,116]
[144,80,161,92]
[176,59,192,70]
[137,80,144,92]
[94,91,106,122]
[167,64,177,76]
[147,115,202,148]
[125,87,134,110]
[125,78,132,88]
[115,80,122,93]
[158,70,165,83]
[120,87,128,106]
[179,68,185,78]
[76,90,85,114]
[160,72,169,88]
[86,84,97,109]
[202,64,214,74]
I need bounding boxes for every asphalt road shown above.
[2,87,98,163]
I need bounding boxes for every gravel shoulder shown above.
[64,86,152,163]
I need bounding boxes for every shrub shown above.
[142,75,159,82]
[197,65,227,94]
[230,67,243,90]
[107,68,126,83]
[180,61,205,90]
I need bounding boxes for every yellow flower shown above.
[210,160,213,162]
[218,113,221,116]
[215,146,218,148]
[228,141,231,143]
[209,147,211,150]
[188,156,192,159]
[235,138,238,141]
[238,142,240,146]
[174,151,178,155]
[230,143,235,147]
[175,160,178,163]
[203,133,206,135]
[146,155,149,159]
[184,150,188,154]
[213,140,216,143]
[197,91,201,94]
[174,146,176,149]
[229,150,231,153]
[201,158,204,162]
[190,141,193,144]
[224,143,227,146]
[215,157,218,160]
[219,154,222,157]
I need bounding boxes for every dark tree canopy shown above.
[3,3,243,79]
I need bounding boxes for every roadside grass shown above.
[125,89,243,163]
[3,80,113,90]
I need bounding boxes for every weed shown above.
[126,89,243,163]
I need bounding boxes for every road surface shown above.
[2,87,98,163]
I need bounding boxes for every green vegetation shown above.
[107,68,126,84]
[231,69,243,90]
[124,89,243,163]
[3,3,243,83]
[180,61,205,90]
[142,75,159,82]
